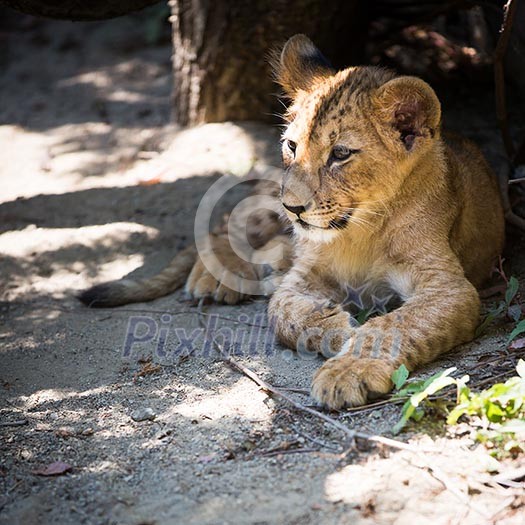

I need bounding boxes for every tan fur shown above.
[80,35,504,410]
[267,35,504,408]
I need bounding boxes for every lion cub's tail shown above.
[78,245,197,307]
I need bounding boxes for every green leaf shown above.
[355,308,371,325]
[486,402,505,422]
[392,368,461,433]
[475,303,506,337]
[392,400,415,434]
[505,276,519,306]
[447,403,469,425]
[391,364,409,390]
[508,320,525,344]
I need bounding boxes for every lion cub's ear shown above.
[374,77,441,152]
[272,34,334,98]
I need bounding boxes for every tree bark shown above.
[170,0,367,126]
[0,0,162,20]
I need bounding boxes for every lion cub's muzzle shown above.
[282,199,352,231]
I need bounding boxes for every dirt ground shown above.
[1,9,525,525]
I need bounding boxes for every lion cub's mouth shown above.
[296,212,351,231]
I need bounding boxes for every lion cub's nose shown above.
[283,201,313,216]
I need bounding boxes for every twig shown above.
[494,0,517,159]
[340,396,407,415]
[259,447,318,458]
[272,385,310,395]
[4,479,22,495]
[0,419,28,428]
[509,177,525,185]
[290,422,341,451]
[196,310,425,452]
[492,466,525,488]
[471,354,516,373]
[498,163,525,231]
[470,369,516,389]
[493,0,525,232]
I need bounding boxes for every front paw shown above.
[311,357,394,409]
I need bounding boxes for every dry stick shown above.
[0,420,28,428]
[493,0,525,231]
[290,423,341,452]
[494,0,517,159]
[196,312,421,452]
[273,386,310,395]
[341,396,407,414]
[259,447,319,458]
[498,163,525,231]
[492,466,525,488]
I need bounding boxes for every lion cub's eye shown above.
[329,145,358,164]
[285,139,297,157]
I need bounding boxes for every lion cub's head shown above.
[273,34,442,242]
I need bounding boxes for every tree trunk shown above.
[0,0,162,20]
[170,0,367,126]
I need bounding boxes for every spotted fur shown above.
[268,34,504,408]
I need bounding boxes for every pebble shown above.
[131,408,156,422]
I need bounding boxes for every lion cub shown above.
[265,35,504,408]
[81,35,504,409]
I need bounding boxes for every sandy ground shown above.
[1,9,525,525]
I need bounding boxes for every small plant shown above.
[391,365,465,434]
[447,360,525,457]
[508,319,525,346]
[476,275,521,337]
[390,361,525,456]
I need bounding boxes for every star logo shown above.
[310,298,332,314]
[341,283,369,310]
[370,293,393,315]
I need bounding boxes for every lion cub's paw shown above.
[185,234,261,305]
[185,258,252,305]
[311,357,394,409]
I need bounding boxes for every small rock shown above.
[131,408,156,422]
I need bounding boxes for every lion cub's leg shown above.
[313,266,481,408]
[186,233,293,304]
[268,269,358,357]
[272,264,481,409]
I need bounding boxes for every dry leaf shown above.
[137,176,162,186]
[510,337,525,350]
[33,461,72,476]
